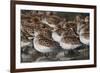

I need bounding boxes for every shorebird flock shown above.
[21,11,89,62]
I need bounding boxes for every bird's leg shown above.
[44,53,49,58]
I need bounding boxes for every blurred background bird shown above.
[75,16,90,46]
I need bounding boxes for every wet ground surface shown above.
[21,40,89,63]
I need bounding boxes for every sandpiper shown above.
[59,27,81,57]
[21,14,42,39]
[41,14,62,29]
[33,24,61,58]
[79,21,89,45]
[51,18,67,43]
[33,34,60,57]
[52,27,65,43]
[77,16,90,45]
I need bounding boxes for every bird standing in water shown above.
[59,22,81,57]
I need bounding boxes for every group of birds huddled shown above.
[21,11,89,62]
